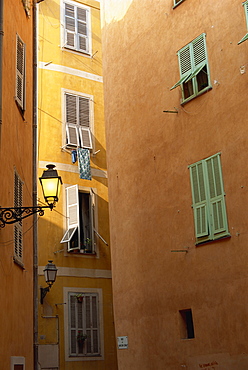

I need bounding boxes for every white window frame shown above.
[16,34,26,110]
[61,185,97,255]
[11,356,25,370]
[64,287,104,362]
[62,89,94,150]
[61,0,92,55]
[14,170,23,265]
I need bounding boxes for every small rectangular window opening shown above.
[179,309,195,339]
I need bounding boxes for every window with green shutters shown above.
[238,1,248,44]
[189,153,229,244]
[64,0,91,54]
[171,33,211,104]
[69,292,100,357]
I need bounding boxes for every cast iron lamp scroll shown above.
[40,260,58,304]
[0,164,62,228]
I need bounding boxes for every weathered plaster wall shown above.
[102,0,248,369]
[0,0,34,369]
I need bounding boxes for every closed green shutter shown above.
[189,162,208,237]
[205,154,227,236]
[189,153,229,242]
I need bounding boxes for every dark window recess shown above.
[179,309,195,339]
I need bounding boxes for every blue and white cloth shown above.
[77,148,91,180]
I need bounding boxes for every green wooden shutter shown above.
[205,154,228,235]
[65,3,76,48]
[192,34,207,71]
[66,185,80,251]
[238,1,248,44]
[189,162,209,237]
[171,45,192,90]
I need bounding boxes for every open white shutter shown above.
[62,185,80,251]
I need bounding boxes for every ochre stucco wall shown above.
[0,0,34,369]
[102,0,248,369]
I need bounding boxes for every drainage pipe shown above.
[0,0,4,144]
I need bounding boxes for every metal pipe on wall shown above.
[33,0,38,369]
[0,0,4,144]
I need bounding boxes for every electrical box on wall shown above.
[117,336,128,349]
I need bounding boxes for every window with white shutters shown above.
[60,185,95,253]
[65,92,93,149]
[69,292,100,357]
[238,0,248,44]
[189,153,229,244]
[14,171,23,263]
[64,1,91,54]
[16,35,26,110]
[171,33,211,103]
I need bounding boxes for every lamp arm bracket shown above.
[0,205,52,228]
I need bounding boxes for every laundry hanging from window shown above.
[77,148,91,180]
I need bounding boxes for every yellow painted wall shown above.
[38,0,117,369]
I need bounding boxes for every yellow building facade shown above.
[37,0,118,368]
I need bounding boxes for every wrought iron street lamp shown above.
[40,260,58,304]
[0,164,62,228]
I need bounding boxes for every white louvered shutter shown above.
[79,97,92,149]
[65,3,76,48]
[66,185,80,251]
[85,294,100,355]
[69,294,77,355]
[77,7,88,52]
[16,35,25,109]
[65,93,80,146]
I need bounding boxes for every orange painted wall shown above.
[0,0,34,369]
[102,0,248,369]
